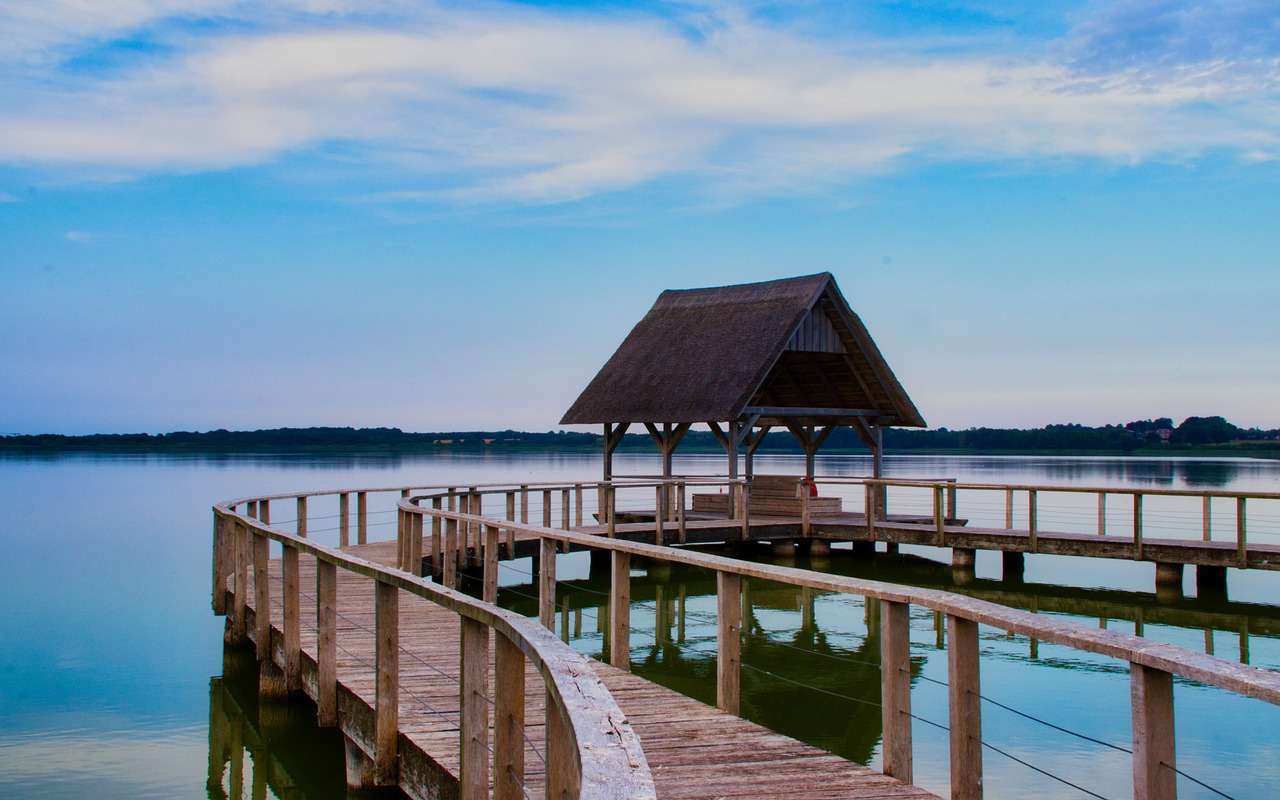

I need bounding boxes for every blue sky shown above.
[1,1,1278,434]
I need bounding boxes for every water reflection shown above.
[207,649,350,800]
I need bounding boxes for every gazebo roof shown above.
[559,273,925,428]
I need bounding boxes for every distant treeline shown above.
[3,416,1278,456]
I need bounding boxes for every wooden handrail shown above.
[404,495,1280,800]
[212,500,656,800]
[405,501,1280,703]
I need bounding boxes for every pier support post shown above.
[282,544,302,693]
[343,737,376,791]
[539,538,557,631]
[808,539,830,557]
[1196,565,1228,602]
[717,571,742,715]
[952,548,976,585]
[1131,663,1176,800]
[316,560,338,727]
[494,634,526,800]
[880,600,913,783]
[258,659,287,700]
[948,615,983,800]
[610,551,631,671]
[771,540,795,558]
[1002,551,1025,584]
[373,580,399,786]
[460,616,490,800]
[1155,563,1184,602]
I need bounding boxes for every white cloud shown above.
[0,1,1276,203]
[64,230,91,242]
[0,191,18,203]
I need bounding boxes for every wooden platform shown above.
[241,540,937,800]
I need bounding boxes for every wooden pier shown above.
[215,482,1280,800]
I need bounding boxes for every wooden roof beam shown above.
[745,406,883,418]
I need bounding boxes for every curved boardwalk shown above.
[240,539,936,800]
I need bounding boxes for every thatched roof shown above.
[560,273,925,428]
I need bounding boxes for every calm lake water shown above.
[2,451,1278,799]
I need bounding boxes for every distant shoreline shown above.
[3,426,1278,460]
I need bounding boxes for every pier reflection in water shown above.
[208,650,350,800]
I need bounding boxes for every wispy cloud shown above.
[64,230,91,242]
[0,1,1276,204]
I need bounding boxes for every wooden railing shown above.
[833,477,1280,565]
[397,485,1280,800]
[394,478,749,574]
[211,490,656,800]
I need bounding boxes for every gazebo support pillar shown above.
[644,422,690,521]
[601,423,631,518]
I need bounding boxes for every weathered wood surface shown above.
[239,540,937,800]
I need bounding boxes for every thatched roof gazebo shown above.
[561,273,925,485]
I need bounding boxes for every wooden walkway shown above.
[241,539,937,800]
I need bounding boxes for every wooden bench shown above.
[692,474,842,517]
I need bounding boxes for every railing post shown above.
[213,514,229,614]
[946,481,957,520]
[357,491,368,544]
[431,498,443,578]
[1134,493,1144,560]
[253,529,270,662]
[283,543,301,692]
[655,485,665,545]
[411,511,423,575]
[948,615,983,800]
[607,483,617,538]
[1028,489,1038,552]
[316,559,337,726]
[473,490,485,563]
[610,551,631,670]
[880,599,913,783]
[543,489,552,528]
[494,633,526,800]
[396,508,406,570]
[801,480,811,536]
[259,499,270,525]
[1202,496,1212,542]
[374,579,399,785]
[1098,492,1107,536]
[459,616,490,800]
[539,537,557,630]
[740,480,750,540]
[505,490,517,557]
[519,485,528,524]
[717,571,741,714]
[1237,497,1247,567]
[248,500,258,519]
[483,525,499,604]
[574,483,584,527]
[296,496,307,538]
[545,690,582,800]
[677,481,687,543]
[865,483,877,538]
[444,517,459,589]
[1131,663,1176,800]
[933,484,945,546]
[339,492,350,547]
[1004,488,1014,529]
[232,521,249,643]
[560,488,572,553]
